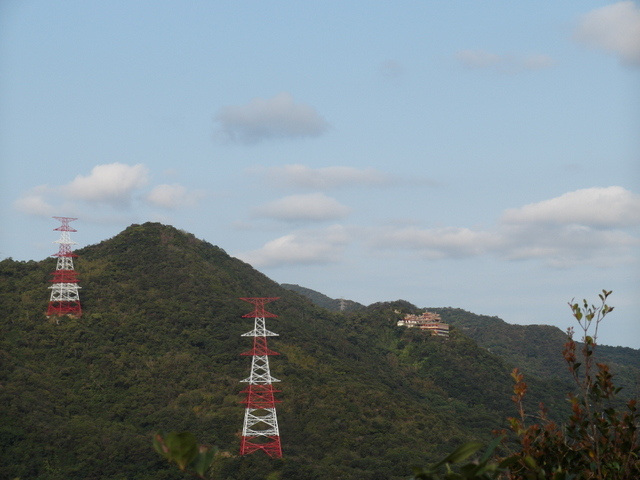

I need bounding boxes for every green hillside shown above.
[292,288,640,401]
[0,222,634,479]
[433,307,640,398]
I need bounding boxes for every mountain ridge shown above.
[286,285,639,394]
[1,222,637,479]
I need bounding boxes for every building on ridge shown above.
[397,311,449,338]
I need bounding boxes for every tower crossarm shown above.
[53,216,78,232]
[241,317,279,337]
[239,297,279,318]
[240,336,280,356]
[242,329,279,337]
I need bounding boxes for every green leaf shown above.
[438,441,483,466]
[478,435,503,464]
[411,466,437,480]
[191,447,217,477]
[523,455,537,469]
[163,431,199,471]
[497,455,519,469]
[153,431,169,458]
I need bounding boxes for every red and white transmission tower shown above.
[239,297,283,458]
[47,217,82,318]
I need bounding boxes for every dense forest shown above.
[1,222,638,479]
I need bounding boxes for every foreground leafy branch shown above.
[410,436,517,479]
[153,431,218,479]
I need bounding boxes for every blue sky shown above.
[1,1,639,347]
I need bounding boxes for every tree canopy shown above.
[1,223,638,479]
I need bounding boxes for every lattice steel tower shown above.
[239,297,282,458]
[47,217,82,318]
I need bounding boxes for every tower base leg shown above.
[240,436,282,458]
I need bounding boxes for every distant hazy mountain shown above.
[281,283,365,312]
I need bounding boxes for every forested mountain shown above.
[1,222,637,480]
[432,307,640,397]
[292,289,640,400]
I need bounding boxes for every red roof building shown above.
[397,312,449,337]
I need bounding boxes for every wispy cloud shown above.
[237,225,350,267]
[13,185,57,217]
[256,164,395,190]
[455,50,555,73]
[502,223,637,267]
[379,59,404,78]
[370,226,503,259]
[213,92,329,145]
[242,187,639,269]
[574,1,640,66]
[253,193,351,222]
[371,186,640,267]
[146,184,204,209]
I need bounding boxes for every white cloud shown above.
[213,92,329,144]
[14,163,166,220]
[368,187,639,267]
[254,193,351,221]
[456,50,503,68]
[574,1,640,66]
[237,225,350,267]
[63,163,149,206]
[502,186,640,227]
[503,223,638,266]
[13,186,56,216]
[521,54,556,70]
[258,164,394,190]
[370,226,503,259]
[456,50,555,72]
[237,187,638,269]
[146,184,203,209]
